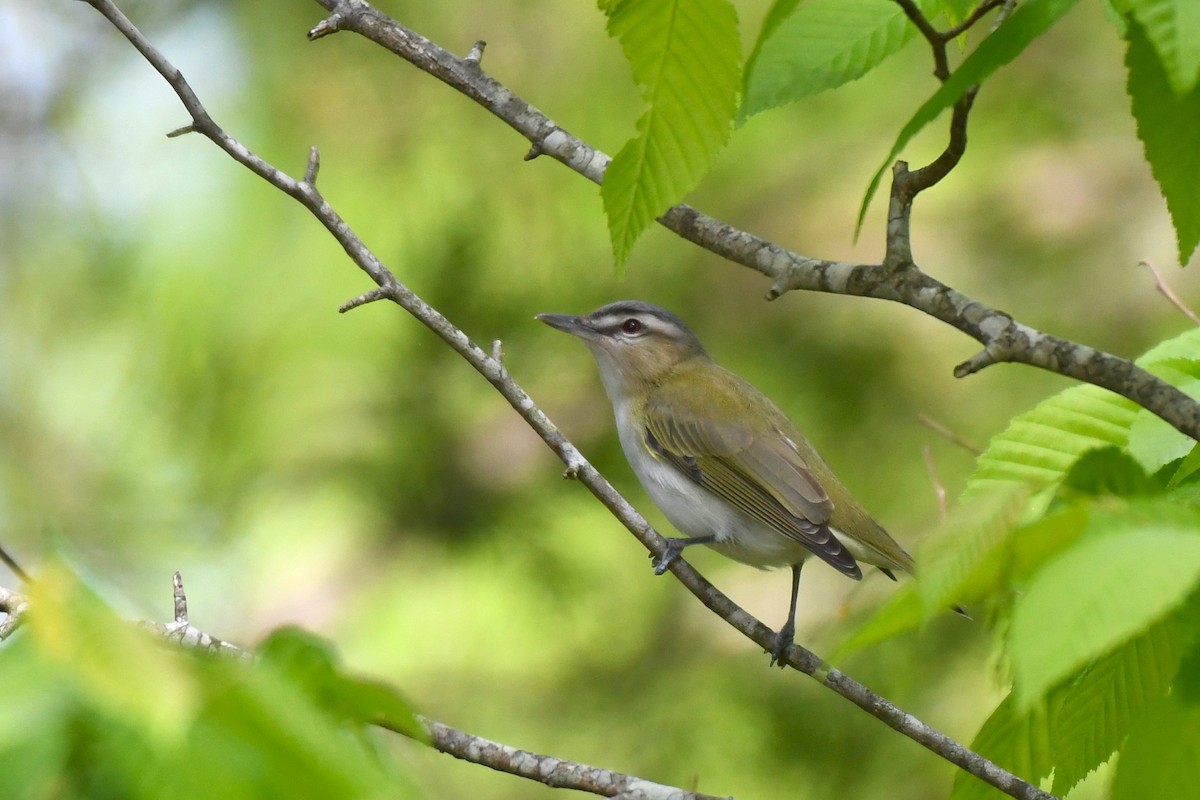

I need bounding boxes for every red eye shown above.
[621,318,643,334]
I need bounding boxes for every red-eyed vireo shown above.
[538,300,913,665]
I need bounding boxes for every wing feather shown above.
[644,377,860,578]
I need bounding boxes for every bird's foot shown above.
[651,538,689,575]
[768,621,795,668]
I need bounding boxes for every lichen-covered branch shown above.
[78,1,1057,797]
[302,0,1200,443]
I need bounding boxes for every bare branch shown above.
[296,0,1200,444]
[418,718,730,800]
[917,413,983,456]
[152,577,728,800]
[79,2,1060,797]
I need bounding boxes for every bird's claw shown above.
[651,538,687,575]
[768,623,795,668]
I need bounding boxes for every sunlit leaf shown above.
[966,385,1137,496]
[1128,0,1200,94]
[27,562,197,742]
[601,0,741,267]
[742,0,923,120]
[1010,518,1200,708]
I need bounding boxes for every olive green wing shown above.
[643,392,861,579]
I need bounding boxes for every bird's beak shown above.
[536,312,591,338]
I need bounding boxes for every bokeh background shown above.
[2,0,1197,797]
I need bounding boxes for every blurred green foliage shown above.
[3,0,1200,798]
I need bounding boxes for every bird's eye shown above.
[621,318,643,335]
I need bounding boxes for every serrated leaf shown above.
[1127,18,1200,265]
[601,0,741,267]
[858,0,1081,233]
[741,0,922,120]
[1010,519,1200,708]
[1049,619,1180,793]
[1111,698,1200,800]
[953,620,1180,800]
[1128,0,1200,94]
[966,384,1138,496]
[950,694,1052,800]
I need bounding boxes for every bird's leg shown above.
[770,563,804,667]
[652,535,717,575]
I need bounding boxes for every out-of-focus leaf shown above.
[1111,698,1200,800]
[257,626,425,740]
[858,0,1081,233]
[1010,518,1200,708]
[1126,18,1200,264]
[600,0,741,267]
[27,562,197,742]
[742,0,923,120]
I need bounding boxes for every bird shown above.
[537,300,913,665]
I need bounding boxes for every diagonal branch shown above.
[301,0,1200,444]
[79,2,1056,798]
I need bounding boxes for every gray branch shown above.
[303,0,1200,443]
[77,1,1056,798]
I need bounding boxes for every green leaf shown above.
[966,384,1138,497]
[1128,380,1200,474]
[1170,441,1200,487]
[1112,698,1200,800]
[830,582,924,659]
[1010,518,1200,708]
[914,483,1032,612]
[857,0,1081,233]
[1126,18,1200,264]
[741,0,922,120]
[950,693,1052,800]
[1128,0,1200,94]
[600,0,741,267]
[27,562,198,742]
[257,626,424,739]
[1061,446,1159,496]
[953,620,1181,799]
[1048,619,1180,794]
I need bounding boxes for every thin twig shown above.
[416,718,731,800]
[0,539,30,583]
[296,0,1200,445]
[79,2,1056,797]
[154,577,729,799]
[923,445,948,521]
[1141,260,1200,326]
[917,413,983,455]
